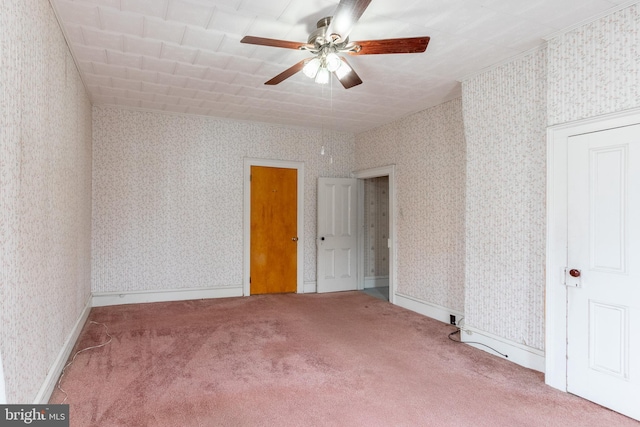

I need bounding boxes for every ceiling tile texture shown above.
[51,0,630,132]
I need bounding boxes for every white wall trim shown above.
[34,297,92,404]
[546,106,640,391]
[395,293,463,325]
[92,286,243,307]
[48,0,90,98]
[461,1,640,82]
[356,178,366,292]
[459,44,547,82]
[304,281,317,293]
[243,158,305,296]
[461,327,545,372]
[364,276,389,289]
[352,165,397,305]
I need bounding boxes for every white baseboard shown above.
[364,276,389,289]
[394,293,544,372]
[34,296,92,404]
[460,326,545,372]
[92,286,243,307]
[303,281,316,293]
[303,280,389,293]
[395,293,463,324]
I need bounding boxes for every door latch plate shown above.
[564,268,582,287]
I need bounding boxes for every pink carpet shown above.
[50,292,639,426]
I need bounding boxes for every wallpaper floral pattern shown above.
[92,107,354,293]
[1,0,93,403]
[461,3,640,352]
[356,99,467,312]
[363,177,389,278]
[462,49,547,350]
[548,4,640,125]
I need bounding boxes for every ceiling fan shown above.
[240,0,430,89]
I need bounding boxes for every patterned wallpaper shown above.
[462,50,547,350]
[92,107,354,293]
[1,0,93,403]
[356,99,467,312]
[461,3,639,352]
[548,4,640,125]
[363,177,390,278]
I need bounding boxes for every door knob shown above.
[569,269,581,278]
[291,237,298,241]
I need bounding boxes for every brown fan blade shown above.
[349,37,430,55]
[265,60,307,85]
[327,0,372,42]
[335,58,362,89]
[241,36,308,50]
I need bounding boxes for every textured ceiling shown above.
[51,0,632,133]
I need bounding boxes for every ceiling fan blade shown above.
[335,58,362,89]
[241,36,308,50]
[265,60,307,85]
[349,37,430,55]
[327,0,372,42]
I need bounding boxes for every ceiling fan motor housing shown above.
[308,17,350,49]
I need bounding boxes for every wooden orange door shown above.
[250,166,298,294]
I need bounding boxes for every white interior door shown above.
[317,177,358,293]
[566,124,640,420]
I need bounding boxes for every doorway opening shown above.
[353,165,397,304]
[361,176,390,301]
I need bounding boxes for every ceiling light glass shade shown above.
[302,58,321,78]
[335,61,352,79]
[325,52,342,72]
[315,67,330,84]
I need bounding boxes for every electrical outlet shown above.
[450,315,456,325]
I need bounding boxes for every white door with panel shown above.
[317,177,358,293]
[567,124,640,420]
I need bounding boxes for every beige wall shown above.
[355,3,640,353]
[461,3,640,351]
[1,0,93,402]
[462,49,548,350]
[92,106,355,292]
[547,4,640,126]
[356,99,467,312]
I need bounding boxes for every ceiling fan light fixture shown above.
[325,52,342,72]
[335,61,352,79]
[315,67,330,84]
[303,57,321,78]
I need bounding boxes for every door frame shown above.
[352,165,397,305]
[546,107,640,391]
[243,158,304,296]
